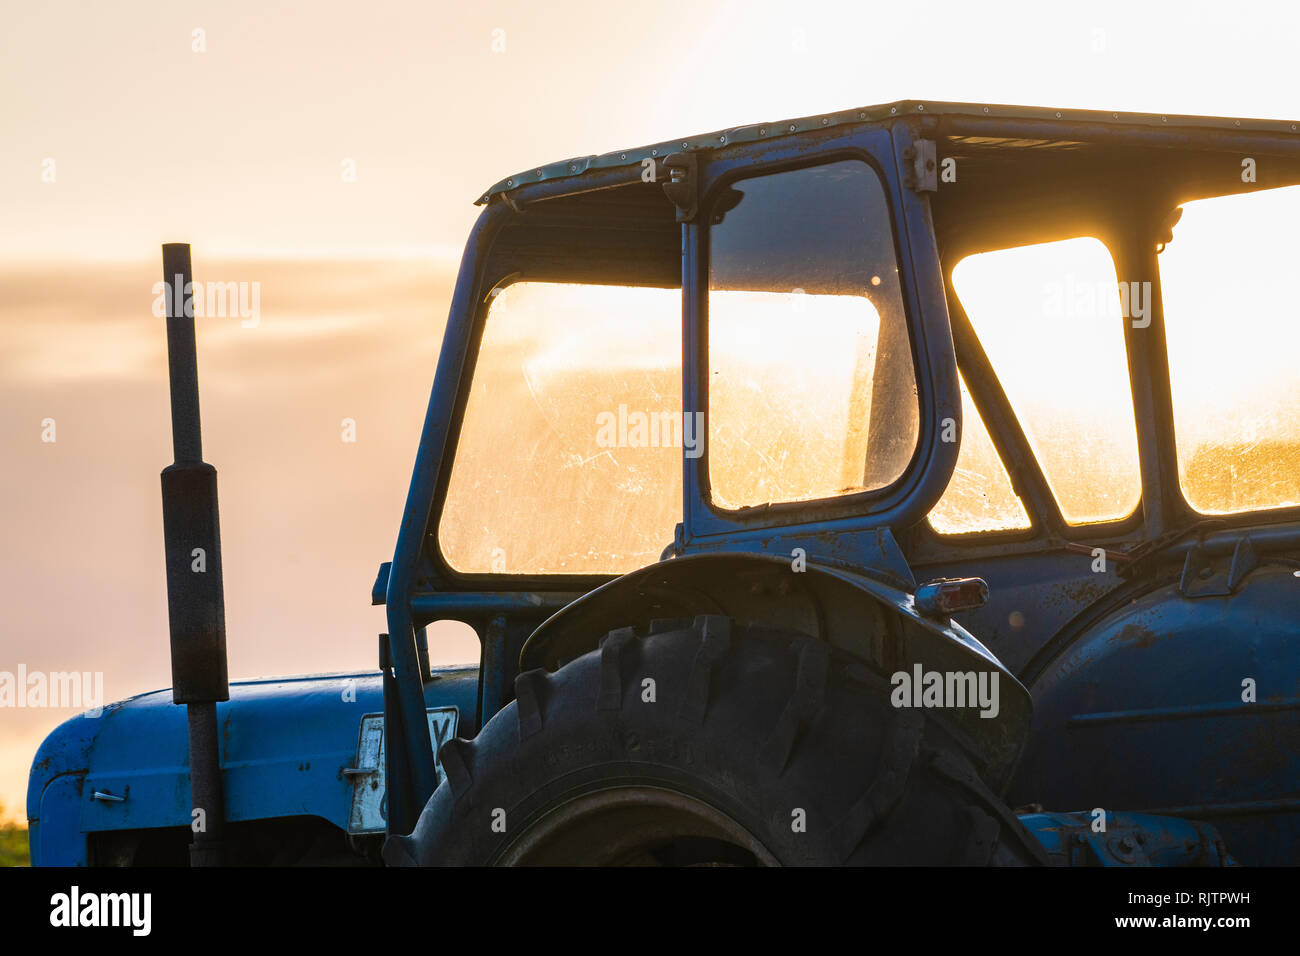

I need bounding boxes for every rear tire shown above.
[385,615,1047,866]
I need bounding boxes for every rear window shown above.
[951,237,1142,526]
[1158,185,1300,514]
[928,372,1031,535]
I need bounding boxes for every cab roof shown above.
[476,98,1300,205]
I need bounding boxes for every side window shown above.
[1158,185,1300,515]
[928,372,1031,535]
[951,237,1141,526]
[439,282,682,575]
[707,160,919,509]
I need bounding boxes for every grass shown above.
[0,805,30,867]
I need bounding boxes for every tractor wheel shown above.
[384,615,1048,866]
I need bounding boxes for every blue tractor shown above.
[29,101,1299,866]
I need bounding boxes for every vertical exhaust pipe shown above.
[159,243,229,867]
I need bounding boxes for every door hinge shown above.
[904,139,938,193]
[661,152,699,223]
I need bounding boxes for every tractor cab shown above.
[380,101,1300,864]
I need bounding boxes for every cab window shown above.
[439,281,682,575]
[706,160,919,509]
[1158,185,1300,515]
[951,237,1142,526]
[928,372,1031,535]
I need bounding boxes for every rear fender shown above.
[519,552,1031,792]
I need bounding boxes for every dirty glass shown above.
[928,372,1031,534]
[951,237,1141,526]
[1158,184,1300,515]
[439,282,682,575]
[707,160,919,509]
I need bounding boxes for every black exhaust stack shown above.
[159,243,229,867]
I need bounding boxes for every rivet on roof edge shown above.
[620,153,626,160]
[759,127,766,135]
[821,117,829,124]
[983,106,989,113]
[719,135,727,143]
[890,107,897,114]
[506,179,513,186]
[1055,111,1062,118]
[917,104,924,111]
[1234,120,1241,126]
[651,149,658,156]
[788,124,796,131]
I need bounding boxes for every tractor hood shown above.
[26,665,478,866]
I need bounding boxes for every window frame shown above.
[701,155,922,515]
[684,124,960,542]
[426,208,686,593]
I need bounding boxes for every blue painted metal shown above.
[27,706,99,866]
[382,202,513,830]
[681,121,961,545]
[27,667,478,865]
[409,591,582,620]
[1017,811,1233,866]
[1011,564,1300,866]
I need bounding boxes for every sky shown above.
[3,0,1299,825]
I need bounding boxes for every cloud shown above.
[0,256,459,819]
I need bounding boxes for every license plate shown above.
[347,706,459,834]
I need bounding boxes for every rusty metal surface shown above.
[1011,565,1300,865]
[477,99,1300,206]
[1018,810,1234,866]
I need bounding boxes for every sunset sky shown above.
[4,0,1299,823]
